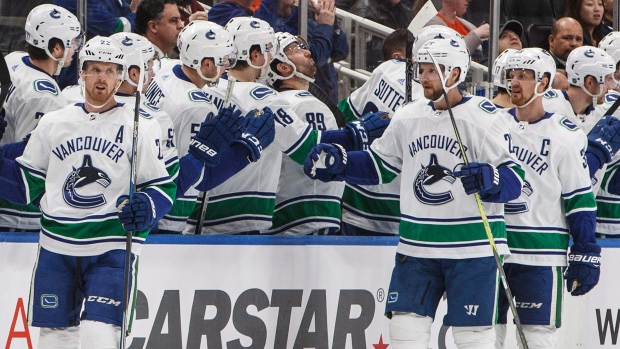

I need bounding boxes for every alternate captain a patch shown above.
[63,155,111,208]
[414,153,456,205]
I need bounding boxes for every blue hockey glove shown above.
[304,143,347,182]
[564,242,601,296]
[232,107,275,162]
[188,106,243,167]
[0,114,7,142]
[587,116,620,165]
[453,162,501,196]
[345,111,390,150]
[116,192,157,231]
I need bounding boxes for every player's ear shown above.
[50,41,65,60]
[277,62,293,77]
[128,66,140,83]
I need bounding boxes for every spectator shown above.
[349,0,413,71]
[548,17,584,70]
[565,0,607,46]
[136,0,184,58]
[177,0,207,25]
[425,0,489,63]
[276,0,348,102]
[552,69,570,90]
[208,0,280,27]
[602,0,613,32]
[497,20,522,54]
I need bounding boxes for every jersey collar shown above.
[23,55,53,78]
[508,107,553,124]
[76,102,125,115]
[427,94,471,111]
[173,64,192,83]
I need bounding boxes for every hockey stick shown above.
[121,52,145,349]
[427,52,530,349]
[193,77,236,235]
[308,81,346,128]
[0,51,11,113]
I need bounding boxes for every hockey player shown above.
[494,48,600,349]
[599,31,620,93]
[542,46,620,237]
[0,36,175,348]
[490,48,517,108]
[304,36,524,349]
[0,4,82,232]
[145,20,275,233]
[189,17,389,234]
[264,32,344,235]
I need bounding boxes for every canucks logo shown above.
[63,155,111,208]
[413,154,456,205]
[505,180,532,214]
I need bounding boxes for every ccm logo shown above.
[190,139,217,156]
[568,255,601,263]
[87,296,121,307]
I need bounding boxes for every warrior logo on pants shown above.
[63,154,111,208]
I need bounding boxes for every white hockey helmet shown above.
[502,48,556,92]
[79,36,127,76]
[111,32,155,71]
[599,32,620,64]
[25,4,82,74]
[414,36,470,91]
[566,46,615,87]
[493,49,517,89]
[265,32,314,86]
[225,17,274,62]
[412,25,464,57]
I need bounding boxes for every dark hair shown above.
[382,29,411,61]
[26,38,64,61]
[135,0,178,35]
[564,0,603,45]
[232,44,262,70]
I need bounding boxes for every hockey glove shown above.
[188,106,243,167]
[453,162,502,196]
[304,143,347,182]
[116,192,157,232]
[564,242,601,296]
[587,116,620,165]
[232,107,275,162]
[345,111,390,150]
[0,114,6,142]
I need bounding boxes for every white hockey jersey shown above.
[267,89,344,235]
[16,102,175,256]
[369,95,523,259]
[339,59,422,234]
[183,79,321,234]
[500,109,596,266]
[145,64,218,232]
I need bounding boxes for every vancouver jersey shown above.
[369,95,523,259]
[15,103,175,256]
[267,89,344,235]
[184,79,321,234]
[501,109,596,266]
[543,89,620,235]
[339,59,422,234]
[1,53,67,145]
[145,64,217,232]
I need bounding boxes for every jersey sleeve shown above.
[344,73,378,120]
[8,83,67,142]
[559,132,597,245]
[366,117,402,184]
[12,118,52,204]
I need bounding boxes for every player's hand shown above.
[188,106,243,166]
[304,143,347,182]
[564,242,601,296]
[232,107,276,162]
[587,116,620,164]
[346,111,390,150]
[0,113,7,142]
[453,162,501,196]
[116,192,156,231]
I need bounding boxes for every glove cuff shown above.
[232,133,262,162]
[188,137,221,166]
[587,136,613,163]
[345,121,368,151]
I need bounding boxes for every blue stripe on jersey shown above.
[399,237,507,249]
[597,195,620,202]
[510,250,568,256]
[275,194,342,209]
[268,217,342,235]
[138,175,173,188]
[41,228,145,245]
[165,156,179,165]
[348,183,400,199]
[0,209,40,218]
[402,214,504,223]
[43,211,118,222]
[204,215,273,225]
[562,186,592,198]
[506,225,569,233]
[283,125,313,155]
[342,204,401,222]
[348,98,363,118]
[18,162,46,178]
[209,191,276,201]
[370,148,401,174]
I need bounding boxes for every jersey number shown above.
[305,112,326,130]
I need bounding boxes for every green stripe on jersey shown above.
[596,200,620,221]
[287,130,319,165]
[372,152,398,184]
[166,198,198,221]
[564,191,596,214]
[271,199,341,230]
[600,164,618,190]
[0,198,41,213]
[41,215,149,239]
[166,160,180,178]
[342,186,399,218]
[338,98,358,123]
[510,164,526,182]
[399,220,506,243]
[203,196,276,221]
[23,169,46,203]
[507,230,569,251]
[149,180,177,205]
